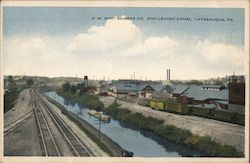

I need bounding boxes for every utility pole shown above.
[98,114,101,140]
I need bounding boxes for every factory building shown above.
[172,85,228,110]
[228,75,245,114]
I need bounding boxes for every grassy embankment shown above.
[57,89,243,157]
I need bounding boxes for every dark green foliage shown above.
[26,79,34,87]
[184,135,242,157]
[76,83,85,90]
[105,102,120,116]
[213,80,224,85]
[104,103,163,131]
[4,89,20,113]
[62,82,71,92]
[58,88,104,111]
[70,85,77,94]
[191,107,244,126]
[230,113,240,122]
[103,102,243,157]
[4,76,21,113]
[185,80,203,86]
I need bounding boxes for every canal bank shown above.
[46,91,202,157]
[45,94,124,157]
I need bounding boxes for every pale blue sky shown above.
[3,7,245,80]
[4,7,244,45]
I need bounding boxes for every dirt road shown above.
[99,96,245,153]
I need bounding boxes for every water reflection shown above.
[46,91,201,157]
[108,119,201,157]
[63,98,76,107]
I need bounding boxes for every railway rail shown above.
[31,90,61,156]
[32,89,92,157]
[4,109,33,135]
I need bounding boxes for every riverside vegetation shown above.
[4,76,34,113]
[57,82,243,157]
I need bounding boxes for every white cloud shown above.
[196,40,245,73]
[3,35,74,77]
[197,41,244,65]
[69,17,142,55]
[3,17,246,80]
[123,36,179,58]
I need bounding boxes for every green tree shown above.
[71,85,77,94]
[63,82,71,92]
[8,75,16,91]
[26,79,34,87]
[214,80,223,85]
[8,76,14,84]
[186,80,203,85]
[76,83,85,89]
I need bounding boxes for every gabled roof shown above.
[151,84,165,92]
[137,84,153,91]
[151,84,173,93]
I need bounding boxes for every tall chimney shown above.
[169,69,170,81]
[166,69,168,80]
[167,69,169,81]
[168,69,170,80]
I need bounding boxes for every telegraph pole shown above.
[99,114,101,140]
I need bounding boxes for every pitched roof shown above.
[172,85,189,94]
[172,84,228,101]
[113,83,139,92]
[183,85,228,101]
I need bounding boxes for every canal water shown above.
[45,91,201,157]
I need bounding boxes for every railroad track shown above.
[32,89,92,157]
[31,89,61,156]
[4,109,33,135]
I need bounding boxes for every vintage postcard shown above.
[1,0,249,163]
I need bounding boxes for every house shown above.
[172,85,190,98]
[108,79,173,101]
[151,84,173,100]
[96,81,111,96]
[108,82,139,98]
[138,85,155,99]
